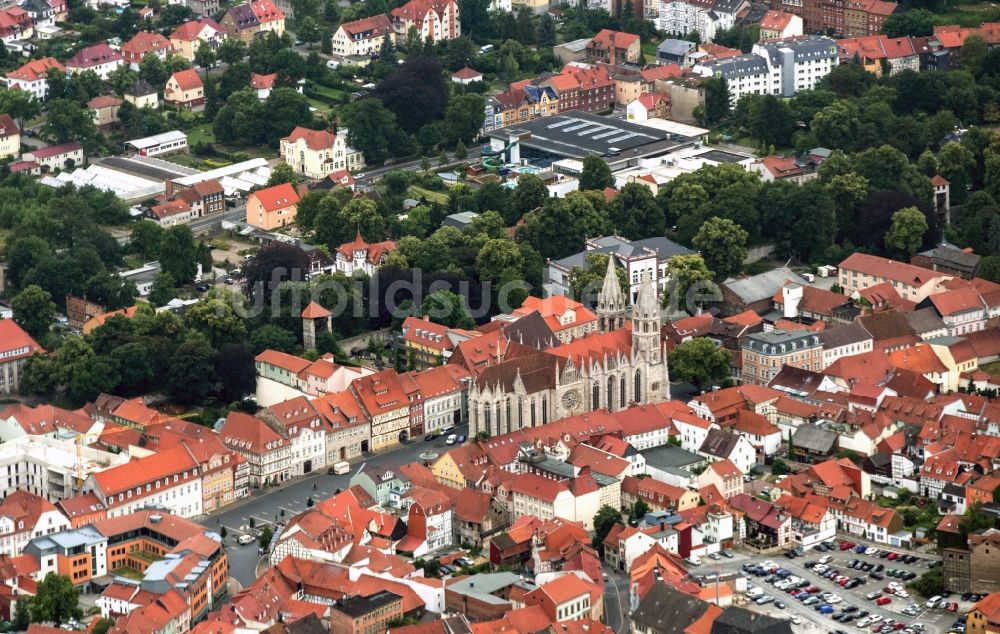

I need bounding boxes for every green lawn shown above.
[112,567,144,580]
[641,41,658,64]
[409,185,449,204]
[187,124,215,146]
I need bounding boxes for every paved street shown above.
[200,424,467,587]
[603,567,630,634]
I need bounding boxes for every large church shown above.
[467,257,670,437]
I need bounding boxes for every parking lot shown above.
[720,542,963,634]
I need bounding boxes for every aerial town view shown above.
[0,0,999,632]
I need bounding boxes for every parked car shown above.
[237,534,255,545]
[775,601,786,609]
[819,605,835,614]
[789,616,801,625]
[947,603,958,612]
[877,597,892,606]
[445,434,458,445]
[866,592,883,601]
[755,595,775,605]
[721,550,734,558]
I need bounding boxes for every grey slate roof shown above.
[757,36,838,65]
[699,428,742,459]
[905,307,946,336]
[712,606,793,634]
[657,39,695,57]
[699,54,769,79]
[553,236,693,271]
[641,444,707,470]
[723,267,796,304]
[791,424,838,453]
[817,322,872,349]
[632,581,713,634]
[922,244,981,271]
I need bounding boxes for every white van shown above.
[445,434,458,445]
[237,534,255,545]
[330,461,350,475]
[326,59,339,69]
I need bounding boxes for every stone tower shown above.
[632,272,661,364]
[301,301,332,350]
[596,255,625,332]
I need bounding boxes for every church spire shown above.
[596,255,625,332]
[632,271,661,364]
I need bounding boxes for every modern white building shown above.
[692,35,838,102]
[0,435,126,502]
[126,130,189,157]
[654,0,747,43]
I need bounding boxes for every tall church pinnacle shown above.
[597,255,625,332]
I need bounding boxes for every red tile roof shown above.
[839,252,941,287]
[170,17,223,41]
[452,66,482,80]
[122,31,173,58]
[588,28,639,51]
[220,410,288,454]
[760,10,794,31]
[91,444,200,499]
[6,56,64,82]
[282,126,338,152]
[66,43,122,69]
[510,472,569,503]
[168,68,203,91]
[251,72,276,89]
[250,182,299,212]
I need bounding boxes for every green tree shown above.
[703,76,731,125]
[14,573,81,628]
[907,567,943,599]
[567,252,628,304]
[537,13,556,47]
[218,38,248,64]
[183,297,248,349]
[12,284,56,339]
[667,338,731,390]
[609,182,665,239]
[937,141,976,205]
[692,217,748,281]
[993,483,1000,505]
[628,499,650,524]
[194,42,215,68]
[811,100,860,151]
[885,206,928,256]
[250,324,297,354]
[665,254,714,310]
[454,139,467,159]
[475,238,523,285]
[92,618,115,634]
[591,505,621,551]
[130,220,165,259]
[139,53,169,88]
[166,337,217,405]
[266,162,298,186]
[771,459,790,476]
[215,343,256,403]
[159,225,198,283]
[579,155,614,191]
[514,173,549,216]
[43,98,99,149]
[746,95,796,148]
[0,89,40,128]
[259,525,273,549]
[148,271,177,307]
[443,93,485,145]
[339,98,408,165]
[959,502,996,539]
[882,8,938,37]
[421,289,475,329]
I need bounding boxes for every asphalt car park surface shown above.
[727,543,959,634]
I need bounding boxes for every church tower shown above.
[632,272,661,364]
[596,255,625,332]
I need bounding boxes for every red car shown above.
[894,624,905,630]
[839,578,850,586]
[841,541,855,550]
[887,553,898,560]
[883,587,895,594]
[947,603,958,612]
[876,597,892,606]
[806,586,821,593]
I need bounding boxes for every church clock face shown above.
[562,389,580,410]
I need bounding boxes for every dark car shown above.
[870,572,884,580]
[424,432,438,441]
[457,434,466,443]
[904,572,917,580]
[874,564,885,572]
[195,283,210,292]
